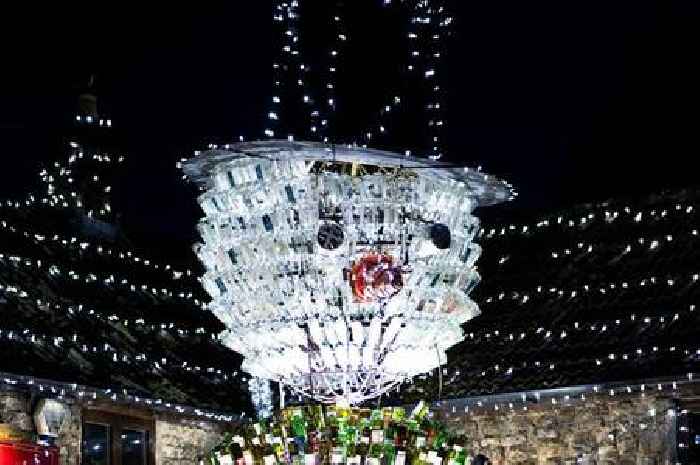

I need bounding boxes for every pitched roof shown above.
[0,142,252,416]
[393,187,699,402]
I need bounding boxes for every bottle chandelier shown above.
[184,140,512,404]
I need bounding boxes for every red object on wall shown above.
[0,441,59,465]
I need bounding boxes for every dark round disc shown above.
[430,223,451,249]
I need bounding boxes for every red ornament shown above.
[350,254,403,302]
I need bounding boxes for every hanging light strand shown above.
[482,270,699,307]
[266,0,302,139]
[480,203,696,240]
[357,0,453,159]
[465,304,697,347]
[0,281,216,338]
[0,323,243,382]
[492,227,698,267]
[0,370,246,423]
[316,0,348,144]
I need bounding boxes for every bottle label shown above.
[264,455,277,465]
[233,436,245,447]
[395,451,406,465]
[416,437,426,448]
[305,453,317,465]
[348,456,361,465]
[253,437,261,446]
[367,458,381,465]
[331,454,344,465]
[216,453,234,465]
[371,430,384,444]
[243,451,254,465]
[361,437,370,444]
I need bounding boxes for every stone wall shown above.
[55,403,81,465]
[0,391,81,465]
[0,391,33,433]
[436,394,678,465]
[155,414,227,464]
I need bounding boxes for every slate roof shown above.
[392,187,700,402]
[0,120,253,416]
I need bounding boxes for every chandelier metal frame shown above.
[184,140,512,404]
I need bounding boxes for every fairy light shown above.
[481,271,698,307]
[0,322,241,381]
[0,96,252,421]
[0,280,215,338]
[0,371,245,423]
[408,376,699,418]
[266,0,303,138]
[0,251,201,303]
[493,227,697,267]
[480,202,696,240]
[358,0,453,160]
[466,304,698,349]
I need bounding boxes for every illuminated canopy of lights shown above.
[184,140,512,404]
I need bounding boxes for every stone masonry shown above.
[436,394,678,465]
[155,414,227,465]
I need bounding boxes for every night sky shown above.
[1,1,698,258]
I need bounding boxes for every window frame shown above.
[82,408,155,465]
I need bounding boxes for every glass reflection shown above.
[121,429,147,465]
[82,423,110,465]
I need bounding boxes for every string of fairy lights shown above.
[417,0,449,160]
[493,227,698,269]
[317,0,347,144]
[264,0,454,159]
[0,215,194,281]
[0,146,204,305]
[479,202,696,240]
[358,0,452,159]
[266,0,307,140]
[426,376,696,416]
[0,154,122,218]
[0,370,246,423]
[0,249,202,304]
[0,280,215,337]
[0,115,256,418]
[0,142,195,281]
[74,115,112,127]
[481,270,699,306]
[465,304,697,347]
[399,338,699,390]
[0,323,242,381]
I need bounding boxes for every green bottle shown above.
[431,430,447,450]
[367,443,382,465]
[391,407,406,423]
[382,442,396,465]
[448,446,465,465]
[409,401,429,422]
[291,411,307,438]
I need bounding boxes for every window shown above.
[82,410,154,465]
[82,423,110,465]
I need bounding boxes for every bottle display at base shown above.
[205,402,474,465]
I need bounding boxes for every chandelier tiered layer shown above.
[184,141,512,404]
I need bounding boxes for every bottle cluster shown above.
[206,401,471,465]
